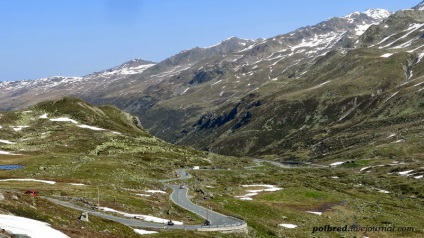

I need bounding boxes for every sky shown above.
[0,0,421,81]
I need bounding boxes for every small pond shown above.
[0,165,24,170]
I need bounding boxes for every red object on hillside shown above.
[25,190,38,196]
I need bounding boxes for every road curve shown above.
[44,168,246,231]
[163,169,245,227]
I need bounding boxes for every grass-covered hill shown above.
[0,97,249,237]
[0,97,423,238]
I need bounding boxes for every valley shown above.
[1,1,424,238]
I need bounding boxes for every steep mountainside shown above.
[175,7,424,159]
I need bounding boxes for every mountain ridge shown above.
[1,5,424,158]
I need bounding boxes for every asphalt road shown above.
[44,168,246,230]
[164,169,244,227]
[166,183,240,227]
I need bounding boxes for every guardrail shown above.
[196,222,247,232]
[195,216,247,232]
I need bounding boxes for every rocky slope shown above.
[176,7,424,158]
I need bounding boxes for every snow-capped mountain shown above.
[413,1,424,10]
[3,5,422,157]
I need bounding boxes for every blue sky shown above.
[0,0,420,81]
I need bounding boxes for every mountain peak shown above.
[413,1,424,10]
[342,9,391,21]
[203,36,255,49]
[363,9,392,19]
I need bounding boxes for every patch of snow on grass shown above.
[0,214,69,238]
[181,88,189,94]
[69,183,86,186]
[145,190,166,194]
[306,211,322,215]
[238,197,252,200]
[398,170,414,176]
[279,224,297,228]
[98,207,183,225]
[134,229,158,235]
[360,167,371,172]
[414,175,423,179]
[309,81,330,90]
[377,189,390,194]
[39,113,48,119]
[330,162,345,167]
[0,140,16,145]
[380,53,393,58]
[0,178,56,184]
[10,126,29,131]
[50,117,78,124]
[387,133,396,138]
[237,185,282,200]
[384,91,398,103]
[77,125,106,131]
[417,51,424,63]
[0,150,21,156]
[391,139,404,143]
[211,80,222,86]
[136,194,151,197]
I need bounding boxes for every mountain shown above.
[413,0,424,10]
[0,59,155,110]
[175,7,424,159]
[2,6,424,160]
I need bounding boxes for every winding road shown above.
[165,169,241,227]
[45,168,246,231]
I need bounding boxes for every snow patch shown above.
[279,224,297,228]
[0,139,16,145]
[0,215,69,238]
[309,81,330,90]
[10,126,29,131]
[237,185,282,200]
[136,194,151,197]
[363,9,391,20]
[380,23,424,48]
[211,80,222,86]
[387,133,396,138]
[77,125,106,131]
[134,229,158,235]
[145,190,166,194]
[39,113,48,119]
[380,53,393,58]
[398,170,414,176]
[306,211,322,215]
[0,150,21,156]
[330,162,345,167]
[0,178,56,184]
[181,88,190,94]
[50,117,78,124]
